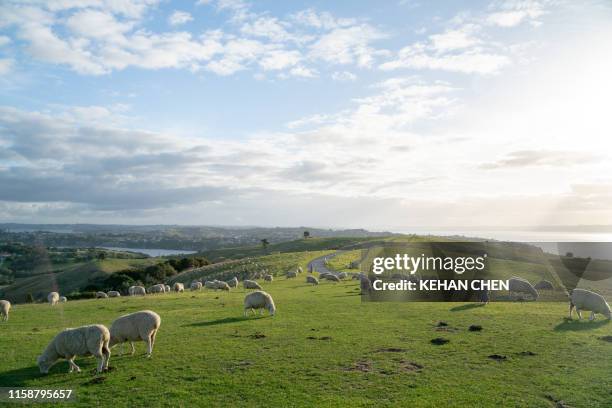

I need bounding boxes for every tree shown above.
[261,239,269,249]
[303,231,310,239]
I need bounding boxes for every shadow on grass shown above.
[183,316,250,327]
[0,365,44,387]
[450,303,486,312]
[553,318,610,332]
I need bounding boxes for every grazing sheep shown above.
[326,274,340,283]
[108,291,121,298]
[149,284,166,294]
[228,277,239,288]
[173,282,185,293]
[109,310,161,357]
[508,277,539,300]
[216,281,231,291]
[0,300,10,321]
[318,272,330,280]
[96,291,108,299]
[264,274,273,282]
[477,288,490,304]
[306,276,319,285]
[48,292,60,305]
[204,280,218,290]
[37,324,111,374]
[164,285,171,293]
[337,272,348,280]
[286,271,297,279]
[129,286,146,296]
[297,266,303,274]
[244,291,276,316]
[569,289,611,321]
[190,281,203,291]
[59,296,68,303]
[534,280,554,290]
[243,280,262,290]
[360,276,372,293]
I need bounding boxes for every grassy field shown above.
[1,273,611,407]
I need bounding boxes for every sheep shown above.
[48,292,60,305]
[319,272,331,280]
[286,271,297,279]
[264,274,273,282]
[149,284,166,294]
[164,285,171,293]
[109,310,161,357]
[204,280,218,290]
[351,274,361,280]
[569,289,611,321]
[96,291,108,299]
[1,300,11,321]
[326,274,340,283]
[59,296,68,303]
[534,280,554,290]
[244,291,276,317]
[337,272,348,280]
[37,324,111,374]
[243,280,262,290]
[228,277,239,288]
[108,291,121,298]
[129,286,146,296]
[190,281,203,291]
[216,281,231,291]
[306,276,319,285]
[173,282,185,293]
[297,266,303,274]
[508,277,539,300]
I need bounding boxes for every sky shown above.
[0,0,611,230]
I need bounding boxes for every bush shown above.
[66,291,96,300]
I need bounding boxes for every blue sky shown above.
[0,0,611,229]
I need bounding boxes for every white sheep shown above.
[244,291,276,316]
[297,266,303,274]
[149,284,165,294]
[337,272,348,280]
[286,271,297,279]
[264,274,273,282]
[190,281,203,291]
[129,286,146,296]
[508,277,538,300]
[96,291,108,299]
[306,276,319,285]
[108,291,121,298]
[109,310,161,357]
[216,281,231,291]
[0,300,10,321]
[164,284,171,293]
[204,280,218,290]
[534,280,554,290]
[243,280,262,290]
[319,272,330,280]
[569,289,611,321]
[326,274,340,282]
[228,277,239,288]
[59,296,67,303]
[48,292,60,305]
[37,324,111,374]
[173,282,185,293]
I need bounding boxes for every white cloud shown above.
[331,71,356,81]
[486,0,547,27]
[168,10,193,26]
[0,35,11,46]
[0,58,13,75]
[429,24,480,52]
[259,49,301,71]
[309,25,388,67]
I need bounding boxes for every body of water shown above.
[98,247,197,257]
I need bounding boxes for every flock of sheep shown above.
[1,258,610,376]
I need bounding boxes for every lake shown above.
[98,247,197,257]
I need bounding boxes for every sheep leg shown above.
[244,308,248,317]
[130,342,135,355]
[102,343,111,370]
[145,337,152,358]
[576,308,583,320]
[569,302,574,319]
[149,330,158,356]
[68,358,80,373]
[589,311,595,321]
